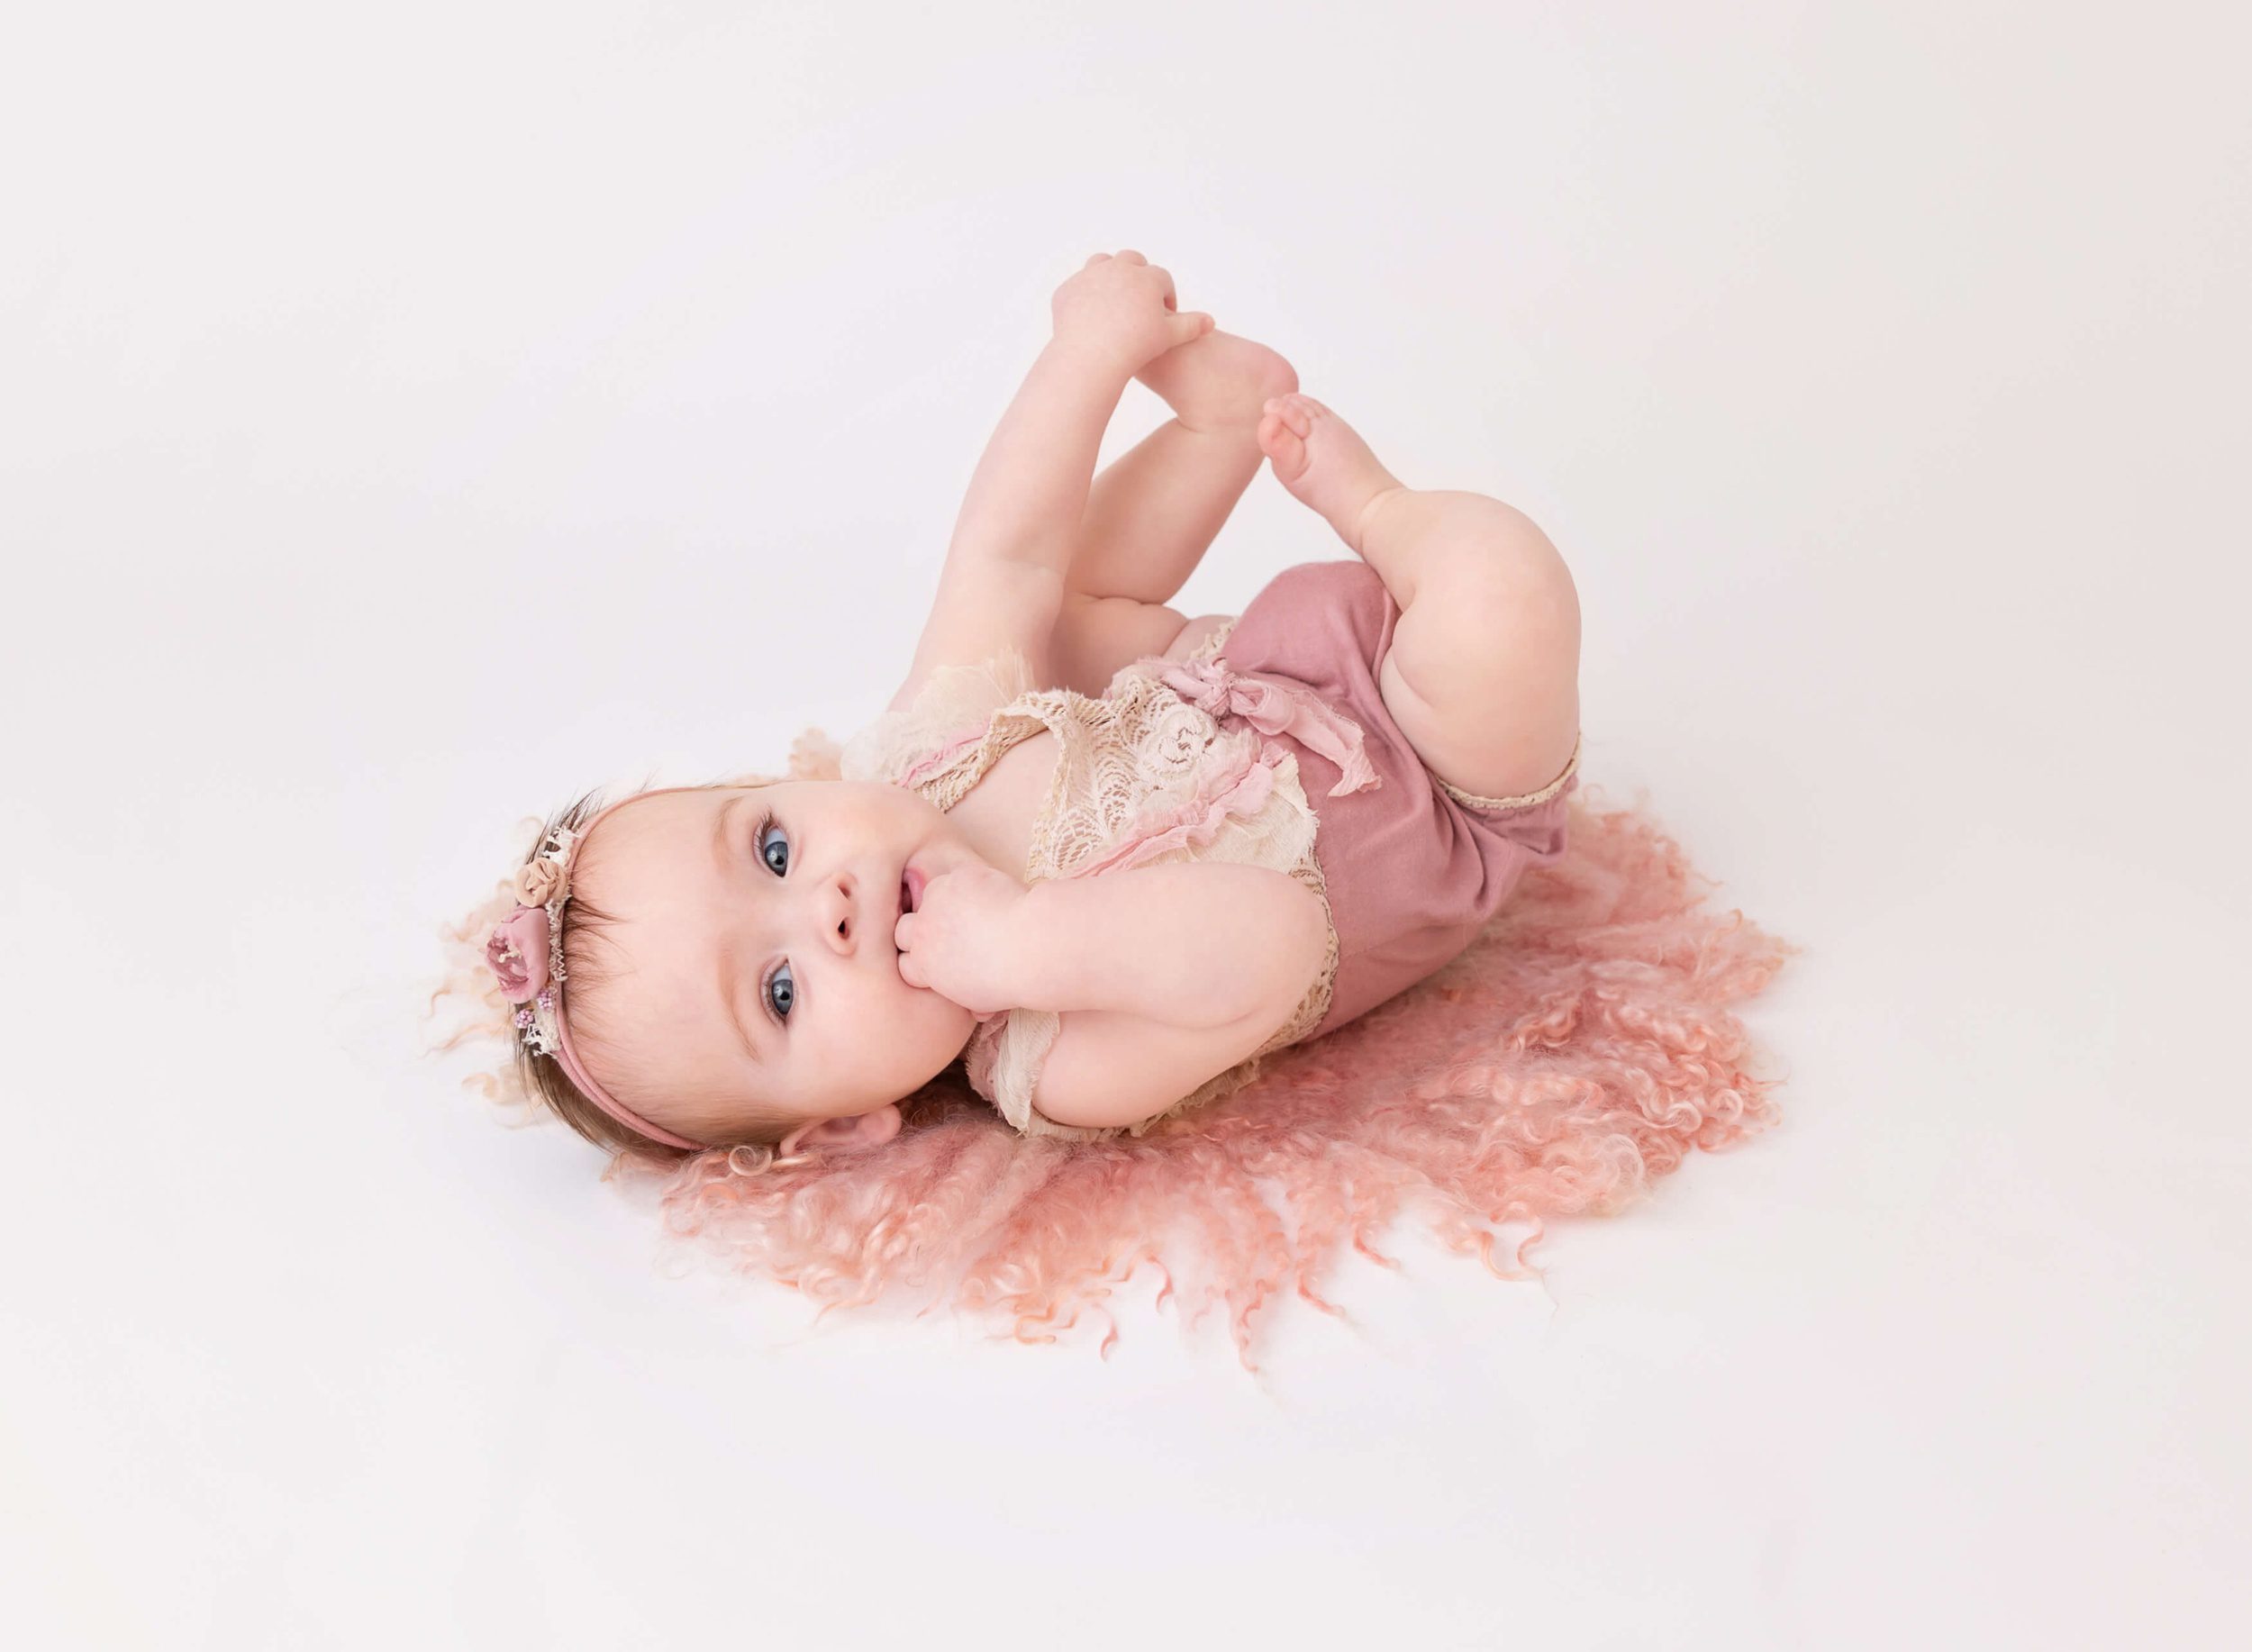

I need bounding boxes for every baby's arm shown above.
[889,342,1124,713]
[890,254,1209,716]
[945,340,1129,586]
[1009,863,1329,1131]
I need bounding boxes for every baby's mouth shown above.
[894,865,924,985]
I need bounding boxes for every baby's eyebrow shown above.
[711,793,744,874]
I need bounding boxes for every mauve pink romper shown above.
[1212,558,1578,1038]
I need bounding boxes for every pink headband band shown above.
[483,785,711,1153]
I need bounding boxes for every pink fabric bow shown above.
[486,904,553,1003]
[1156,659,1380,797]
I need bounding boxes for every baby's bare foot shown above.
[1257,393,1406,556]
[1134,330,1299,434]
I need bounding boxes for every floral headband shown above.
[483,792,710,1153]
[485,824,580,1055]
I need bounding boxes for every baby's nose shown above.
[820,870,857,954]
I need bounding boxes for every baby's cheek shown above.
[855,982,916,1056]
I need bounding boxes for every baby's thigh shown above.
[1050,591,1192,696]
[1375,502,1581,801]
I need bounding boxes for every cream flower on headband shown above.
[513,856,568,908]
[510,823,580,908]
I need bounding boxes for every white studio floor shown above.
[5,4,2247,1648]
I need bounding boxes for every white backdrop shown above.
[5,3,2247,1647]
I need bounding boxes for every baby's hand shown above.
[894,861,1033,1016]
[1051,250,1214,379]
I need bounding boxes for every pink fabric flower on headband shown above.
[486,904,553,1003]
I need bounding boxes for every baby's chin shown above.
[905,998,983,1085]
[909,988,981,1061]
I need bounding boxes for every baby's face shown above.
[569,780,987,1149]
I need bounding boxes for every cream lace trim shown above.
[1183,616,1235,666]
[837,649,1043,813]
[1436,732,1583,812]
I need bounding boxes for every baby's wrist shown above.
[1042,332,1137,389]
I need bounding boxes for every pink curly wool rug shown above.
[436,785,1793,1372]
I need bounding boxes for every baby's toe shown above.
[1264,395,1312,438]
[1258,408,1310,482]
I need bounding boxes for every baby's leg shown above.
[1073,330,1298,606]
[1258,393,1581,802]
[1049,332,1296,694]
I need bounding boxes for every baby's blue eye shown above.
[754,813,793,1023]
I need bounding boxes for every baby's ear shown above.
[779,1103,902,1157]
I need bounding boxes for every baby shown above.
[478,250,1582,1160]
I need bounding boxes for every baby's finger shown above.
[1116,249,1148,266]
